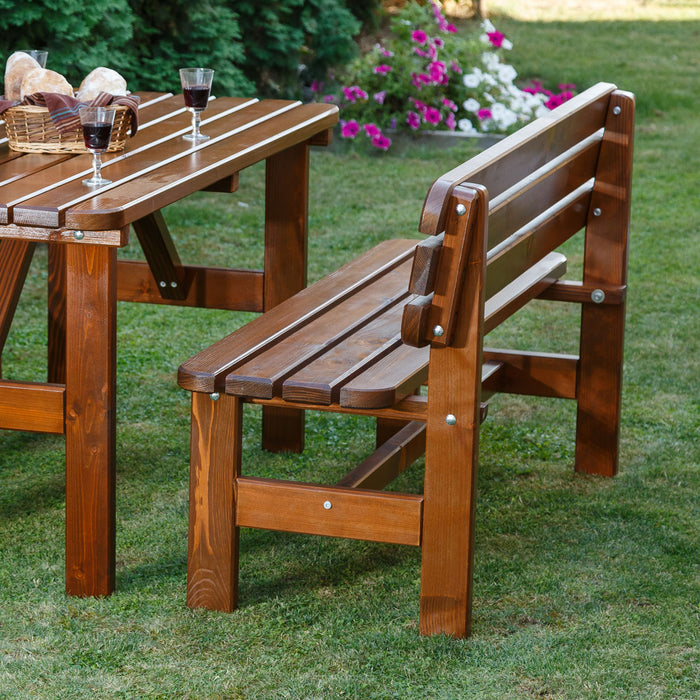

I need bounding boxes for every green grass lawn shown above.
[1,3,699,698]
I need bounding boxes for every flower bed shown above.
[312,1,576,152]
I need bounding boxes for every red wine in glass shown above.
[183,85,210,110]
[179,68,214,141]
[82,122,113,151]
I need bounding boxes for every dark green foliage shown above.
[233,0,362,96]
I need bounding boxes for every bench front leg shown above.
[187,391,241,612]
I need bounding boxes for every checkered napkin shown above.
[0,91,141,136]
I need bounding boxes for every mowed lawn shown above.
[0,2,698,698]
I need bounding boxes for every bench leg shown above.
[574,303,625,476]
[48,245,67,384]
[187,391,241,612]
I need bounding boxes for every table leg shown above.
[48,245,67,384]
[64,243,117,596]
[261,142,309,453]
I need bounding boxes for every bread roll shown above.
[4,51,42,100]
[20,68,73,99]
[76,67,128,101]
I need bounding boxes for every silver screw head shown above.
[446,414,457,425]
[433,325,445,337]
[593,207,602,217]
[591,289,606,304]
[613,106,622,115]
[210,392,220,401]
[455,203,467,216]
[159,280,167,288]
[171,281,178,288]
[323,500,332,510]
[73,230,84,240]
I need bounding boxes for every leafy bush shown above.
[233,0,363,97]
[319,1,576,152]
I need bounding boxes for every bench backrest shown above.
[401,82,634,349]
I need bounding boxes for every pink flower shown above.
[342,85,368,103]
[374,91,386,105]
[424,107,442,125]
[322,94,336,103]
[363,123,381,137]
[445,112,456,131]
[442,98,458,111]
[310,80,324,93]
[373,64,392,75]
[545,95,564,109]
[411,99,427,114]
[445,23,457,33]
[477,108,493,120]
[412,30,428,44]
[428,61,447,83]
[487,31,506,48]
[371,134,392,151]
[340,120,360,138]
[450,61,462,73]
[406,111,421,130]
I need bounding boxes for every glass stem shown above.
[191,110,202,139]
[93,152,103,182]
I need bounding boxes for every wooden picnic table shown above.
[0,92,338,597]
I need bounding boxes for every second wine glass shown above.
[179,68,214,142]
[79,106,116,187]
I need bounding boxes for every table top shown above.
[0,92,338,236]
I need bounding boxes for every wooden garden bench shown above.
[177,82,634,637]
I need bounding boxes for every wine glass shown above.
[179,67,214,142]
[19,49,48,68]
[79,106,116,187]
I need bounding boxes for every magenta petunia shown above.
[445,112,456,131]
[442,98,458,111]
[406,111,421,130]
[477,108,493,120]
[371,134,392,151]
[373,64,392,75]
[424,107,442,125]
[411,29,428,44]
[340,120,360,138]
[363,123,382,137]
[373,90,386,105]
[487,31,505,48]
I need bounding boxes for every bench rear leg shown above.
[187,392,241,611]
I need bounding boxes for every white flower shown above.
[502,39,513,50]
[482,52,500,72]
[463,70,482,88]
[497,64,517,84]
[481,19,496,34]
[458,119,479,135]
[463,98,480,112]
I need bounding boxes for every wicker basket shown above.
[3,104,132,154]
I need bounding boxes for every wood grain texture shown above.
[0,380,65,433]
[187,392,241,612]
[64,242,117,596]
[0,238,35,354]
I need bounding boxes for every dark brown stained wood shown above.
[59,103,337,231]
[117,260,264,311]
[338,343,429,409]
[224,261,413,400]
[202,173,239,193]
[178,239,418,393]
[537,279,626,305]
[48,245,66,383]
[482,349,578,399]
[187,392,241,612]
[0,224,128,246]
[486,135,601,249]
[574,90,634,477]
[408,233,443,294]
[132,211,187,300]
[281,313,405,405]
[484,184,591,300]
[0,239,35,353]
[0,380,65,433]
[336,420,426,490]
[64,242,117,597]
[0,152,75,188]
[5,99,301,227]
[249,394,428,422]
[419,83,615,236]
[419,185,488,638]
[0,97,286,227]
[400,293,434,348]
[235,477,423,546]
[483,252,567,333]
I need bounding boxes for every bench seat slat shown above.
[224,262,413,399]
[178,238,419,393]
